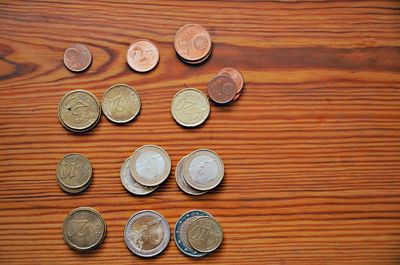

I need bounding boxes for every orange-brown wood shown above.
[1,1,400,264]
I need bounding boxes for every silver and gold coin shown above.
[120,157,158,195]
[102,84,141,124]
[62,207,106,251]
[175,156,207,196]
[124,210,170,257]
[56,153,92,194]
[183,149,224,191]
[187,216,223,253]
[129,145,171,187]
[171,88,210,128]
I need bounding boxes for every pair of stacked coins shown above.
[56,153,92,193]
[175,149,224,195]
[208,67,245,104]
[120,145,171,195]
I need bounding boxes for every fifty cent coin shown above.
[63,44,92,72]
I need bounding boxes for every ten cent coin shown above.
[56,153,92,192]
[187,216,223,253]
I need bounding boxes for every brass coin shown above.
[129,145,171,187]
[174,24,212,62]
[63,43,92,72]
[127,39,159,72]
[171,88,210,128]
[208,75,237,104]
[62,207,106,251]
[175,156,207,196]
[57,177,91,194]
[56,153,92,190]
[187,216,223,253]
[102,84,141,124]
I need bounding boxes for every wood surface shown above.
[1,1,400,264]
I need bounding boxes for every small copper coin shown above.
[208,75,237,104]
[174,24,212,62]
[218,67,244,94]
[127,39,159,72]
[63,44,92,72]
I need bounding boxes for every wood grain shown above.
[1,1,400,264]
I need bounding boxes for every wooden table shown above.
[1,1,400,264]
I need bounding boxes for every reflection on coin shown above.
[174,210,211,257]
[63,44,92,72]
[56,153,92,192]
[208,75,237,104]
[187,216,223,253]
[183,149,224,191]
[127,39,159,72]
[58,90,101,132]
[174,24,212,62]
[129,145,171,186]
[124,210,170,257]
[218,67,244,94]
[175,156,206,196]
[120,157,158,195]
[102,84,141,123]
[62,207,106,251]
[171,88,210,128]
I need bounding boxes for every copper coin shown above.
[218,67,244,94]
[127,39,159,72]
[208,75,237,104]
[174,24,212,62]
[63,44,92,72]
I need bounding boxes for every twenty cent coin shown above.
[129,145,171,186]
[124,210,170,257]
[174,24,212,62]
[63,44,92,72]
[187,216,223,253]
[121,157,158,195]
[175,156,206,196]
[62,207,106,251]
[56,153,92,193]
[102,84,141,124]
[127,39,159,72]
[208,75,237,104]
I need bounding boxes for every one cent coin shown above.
[127,39,159,72]
[175,156,207,196]
[174,24,212,62]
[56,153,92,193]
[208,75,237,104]
[187,216,223,253]
[218,67,244,94]
[102,84,141,124]
[62,207,106,251]
[63,44,92,72]
[120,157,158,195]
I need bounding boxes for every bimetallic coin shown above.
[127,39,159,72]
[120,157,158,195]
[102,84,141,124]
[183,149,224,191]
[63,44,92,72]
[208,75,237,104]
[62,207,106,251]
[129,145,171,186]
[58,90,101,132]
[174,24,212,62]
[124,210,170,257]
[218,67,244,94]
[187,216,223,253]
[175,156,207,196]
[56,153,92,191]
[174,210,211,257]
[171,88,210,128]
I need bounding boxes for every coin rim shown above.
[56,153,92,189]
[207,75,237,104]
[187,216,223,253]
[120,157,158,195]
[174,24,212,62]
[126,39,160,72]
[175,156,207,196]
[63,43,92,72]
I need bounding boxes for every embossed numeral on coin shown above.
[60,161,79,179]
[190,224,212,241]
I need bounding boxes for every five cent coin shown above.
[218,67,244,94]
[63,44,92,72]
[208,75,237,104]
[174,24,212,62]
[127,39,159,72]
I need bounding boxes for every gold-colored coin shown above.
[171,88,210,128]
[56,153,92,193]
[62,207,106,251]
[58,90,101,132]
[102,84,141,124]
[187,216,223,253]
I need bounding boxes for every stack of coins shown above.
[126,39,159,72]
[120,145,171,195]
[63,43,92,72]
[62,207,106,251]
[175,149,224,195]
[208,67,244,104]
[58,90,101,133]
[174,24,212,64]
[124,210,170,257]
[174,210,223,257]
[56,153,92,194]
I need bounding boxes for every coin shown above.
[187,216,223,253]
[62,207,106,251]
[57,177,91,194]
[121,157,158,195]
[124,210,170,257]
[218,67,244,94]
[63,44,92,72]
[127,39,159,72]
[174,210,211,257]
[208,75,237,104]
[171,88,210,128]
[56,153,92,193]
[174,24,212,63]
[58,90,101,132]
[175,156,207,196]
[129,145,171,187]
[179,46,212,65]
[183,149,224,191]
[102,84,141,124]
